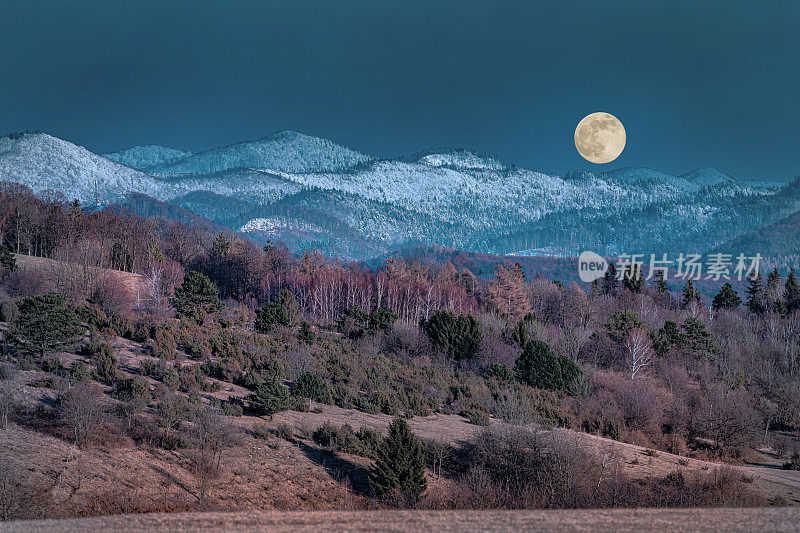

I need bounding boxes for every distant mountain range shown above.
[1,130,798,264]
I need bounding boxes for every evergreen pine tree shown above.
[514,339,580,391]
[681,317,721,355]
[590,278,601,296]
[767,267,782,291]
[0,244,16,273]
[510,313,536,347]
[12,292,83,357]
[745,273,766,313]
[423,310,483,361]
[246,376,290,417]
[652,270,669,294]
[652,320,688,355]
[785,270,800,314]
[602,262,618,295]
[255,290,299,333]
[711,283,741,311]
[623,264,644,293]
[68,199,83,221]
[767,268,784,313]
[298,320,315,343]
[172,271,223,323]
[681,279,700,308]
[370,418,427,501]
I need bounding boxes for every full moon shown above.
[574,112,626,164]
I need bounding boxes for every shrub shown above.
[221,400,243,417]
[252,422,272,440]
[163,367,180,390]
[462,405,491,426]
[0,380,15,429]
[89,342,118,383]
[783,452,800,471]
[370,418,427,501]
[254,289,298,333]
[422,310,483,361]
[274,422,294,441]
[298,321,315,343]
[483,363,514,382]
[291,372,330,404]
[369,306,398,333]
[0,362,16,381]
[113,376,151,403]
[337,306,369,339]
[131,315,153,342]
[145,328,177,360]
[114,376,152,425]
[312,422,381,459]
[59,383,108,446]
[0,299,19,323]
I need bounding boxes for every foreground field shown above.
[4,507,800,533]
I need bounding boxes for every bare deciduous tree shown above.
[191,407,236,508]
[626,328,654,380]
[0,380,15,429]
[59,383,107,446]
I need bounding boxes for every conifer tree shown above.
[486,263,531,318]
[12,293,83,357]
[746,273,766,313]
[652,270,669,294]
[590,278,601,296]
[681,317,721,355]
[423,310,483,361]
[681,279,700,308]
[0,244,16,273]
[370,418,427,501]
[172,271,223,323]
[785,270,800,314]
[255,289,299,333]
[514,339,581,392]
[767,268,784,313]
[623,264,644,293]
[602,262,618,295]
[511,313,536,347]
[246,376,290,417]
[712,283,741,311]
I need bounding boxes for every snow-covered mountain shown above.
[0,132,163,203]
[680,167,735,188]
[0,130,795,260]
[144,130,371,176]
[104,145,192,171]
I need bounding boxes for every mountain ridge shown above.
[0,130,796,260]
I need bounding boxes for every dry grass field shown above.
[3,507,800,533]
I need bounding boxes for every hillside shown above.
[715,209,800,271]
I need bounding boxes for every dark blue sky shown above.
[2,1,798,179]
